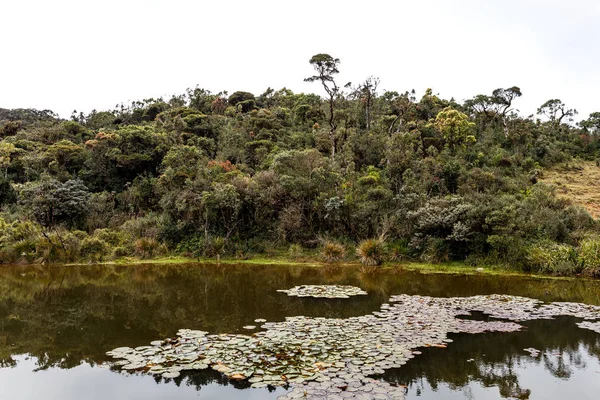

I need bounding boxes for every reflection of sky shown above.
[404,344,600,399]
[0,356,285,400]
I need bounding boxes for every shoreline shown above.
[0,256,583,281]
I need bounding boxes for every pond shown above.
[1,263,600,399]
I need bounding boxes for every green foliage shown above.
[112,246,130,258]
[134,237,164,259]
[288,243,304,259]
[432,107,476,150]
[93,228,129,247]
[387,240,411,262]
[210,236,226,261]
[18,178,91,229]
[1,73,599,274]
[80,237,109,262]
[525,241,580,275]
[320,241,346,263]
[578,237,600,277]
[356,239,384,266]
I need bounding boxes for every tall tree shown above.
[537,99,578,125]
[432,107,476,152]
[305,53,341,158]
[491,86,522,136]
[464,94,495,130]
[580,112,600,136]
[350,76,380,130]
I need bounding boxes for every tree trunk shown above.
[328,95,336,158]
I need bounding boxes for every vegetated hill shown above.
[541,161,600,219]
[1,54,600,276]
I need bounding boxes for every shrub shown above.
[579,237,600,277]
[387,240,411,262]
[112,246,130,258]
[320,241,345,263]
[134,237,160,259]
[34,232,74,263]
[61,231,84,261]
[525,241,579,275]
[486,235,529,270]
[80,237,109,262]
[420,238,450,264]
[210,237,226,261]
[356,239,384,266]
[176,236,205,259]
[6,238,39,263]
[288,243,304,259]
[94,228,128,247]
[121,214,161,239]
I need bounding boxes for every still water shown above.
[1,263,599,399]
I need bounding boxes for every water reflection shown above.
[384,317,600,399]
[1,263,600,399]
[0,355,285,399]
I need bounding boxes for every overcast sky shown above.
[1,0,599,120]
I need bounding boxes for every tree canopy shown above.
[1,55,599,275]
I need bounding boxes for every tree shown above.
[201,183,242,239]
[0,142,17,180]
[464,94,495,130]
[491,87,522,136]
[228,91,256,113]
[0,120,22,137]
[432,107,476,151]
[537,99,578,125]
[350,76,380,130]
[580,112,600,136]
[19,178,91,229]
[382,90,416,135]
[305,53,341,158]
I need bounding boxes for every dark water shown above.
[1,263,600,399]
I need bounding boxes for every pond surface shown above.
[1,263,600,399]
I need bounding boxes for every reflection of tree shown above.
[1,262,600,393]
[0,263,387,372]
[384,317,600,399]
[0,356,16,368]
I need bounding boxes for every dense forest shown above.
[1,54,600,275]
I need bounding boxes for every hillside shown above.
[1,54,600,275]
[541,162,600,219]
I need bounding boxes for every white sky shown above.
[1,0,599,120]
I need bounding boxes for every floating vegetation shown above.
[277,285,368,298]
[523,348,541,357]
[577,321,600,334]
[106,294,600,400]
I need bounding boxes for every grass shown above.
[62,255,583,281]
[540,161,600,219]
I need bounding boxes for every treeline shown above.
[1,54,600,274]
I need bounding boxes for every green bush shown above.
[33,232,74,263]
[5,238,39,263]
[210,237,226,261]
[320,241,345,263]
[387,240,411,262]
[112,246,130,258]
[121,214,161,239]
[420,238,450,264]
[356,239,384,266]
[134,237,162,259]
[579,237,600,277]
[525,241,579,275]
[94,228,128,247]
[80,237,109,262]
[288,243,304,259]
[176,236,205,259]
